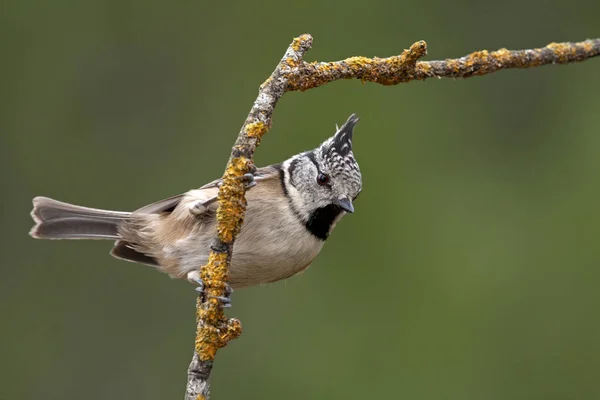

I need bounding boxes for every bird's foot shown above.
[216,173,256,189]
[189,196,216,215]
[240,173,256,189]
[188,271,233,308]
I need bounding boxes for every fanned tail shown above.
[29,196,130,240]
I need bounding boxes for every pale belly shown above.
[171,197,325,288]
[228,222,324,288]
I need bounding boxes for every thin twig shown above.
[185,34,599,399]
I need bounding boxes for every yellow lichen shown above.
[215,157,251,244]
[285,57,297,68]
[407,40,428,63]
[490,48,512,67]
[491,48,510,59]
[245,121,268,139]
[547,42,573,63]
[415,61,432,77]
[446,59,460,74]
[461,50,489,74]
[291,34,311,51]
[345,56,372,68]
[220,318,242,344]
[195,251,242,361]
[468,50,489,63]
[291,39,302,51]
[199,252,229,298]
[287,43,430,89]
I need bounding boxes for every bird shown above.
[29,114,362,291]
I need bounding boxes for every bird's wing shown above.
[132,165,281,216]
[197,164,281,190]
[115,165,282,273]
[133,193,185,215]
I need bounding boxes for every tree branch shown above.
[287,38,599,90]
[185,34,599,399]
[184,34,312,400]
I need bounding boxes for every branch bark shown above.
[287,38,599,90]
[184,34,599,399]
[184,34,313,400]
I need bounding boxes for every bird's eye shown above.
[317,173,330,186]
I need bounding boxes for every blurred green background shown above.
[2,0,599,399]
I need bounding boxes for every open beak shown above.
[335,197,354,213]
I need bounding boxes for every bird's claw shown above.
[193,278,204,293]
[208,295,232,308]
[190,198,214,216]
[215,173,256,189]
[240,173,256,189]
[192,277,233,308]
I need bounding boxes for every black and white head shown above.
[281,114,362,240]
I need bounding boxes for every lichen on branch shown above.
[185,33,599,400]
[184,33,313,400]
[285,38,599,91]
[418,39,599,79]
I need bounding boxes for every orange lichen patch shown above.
[446,59,461,74]
[220,318,242,344]
[287,40,431,88]
[467,50,490,64]
[369,43,426,84]
[196,252,228,360]
[291,38,302,51]
[286,62,333,91]
[285,57,297,68]
[414,61,432,77]
[345,56,373,68]
[407,40,428,63]
[195,251,243,361]
[215,156,251,243]
[199,252,229,301]
[291,34,311,51]
[197,325,223,357]
[195,322,220,361]
[461,50,492,74]
[491,48,511,59]
[489,48,513,66]
[245,121,268,139]
[547,42,576,63]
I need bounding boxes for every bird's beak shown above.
[335,197,354,213]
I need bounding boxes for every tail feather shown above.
[30,196,130,240]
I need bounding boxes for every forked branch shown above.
[185,34,599,399]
